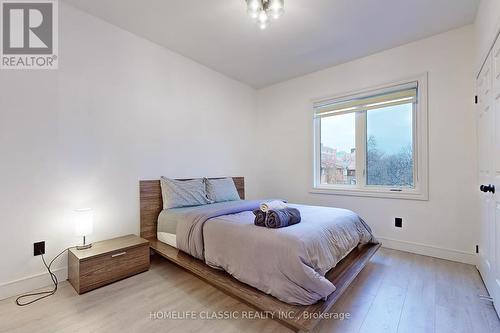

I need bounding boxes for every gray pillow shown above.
[205,178,241,203]
[160,177,211,209]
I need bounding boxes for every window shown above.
[366,103,413,187]
[313,77,428,200]
[319,112,356,185]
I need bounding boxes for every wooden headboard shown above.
[140,177,245,240]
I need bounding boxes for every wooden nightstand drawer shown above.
[68,235,150,294]
[79,244,149,292]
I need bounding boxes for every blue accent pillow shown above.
[205,178,240,203]
[160,177,211,209]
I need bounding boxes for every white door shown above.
[492,34,500,314]
[478,33,500,316]
[477,50,495,299]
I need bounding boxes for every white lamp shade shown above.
[74,208,94,237]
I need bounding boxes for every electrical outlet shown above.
[395,217,403,228]
[34,241,45,256]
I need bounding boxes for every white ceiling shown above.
[63,0,480,88]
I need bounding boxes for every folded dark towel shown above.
[253,209,267,227]
[265,208,301,229]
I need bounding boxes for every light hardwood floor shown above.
[0,248,498,333]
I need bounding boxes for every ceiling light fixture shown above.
[246,0,284,30]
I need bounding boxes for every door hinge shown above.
[476,245,479,254]
[475,95,478,104]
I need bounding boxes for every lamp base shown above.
[76,235,92,250]
[76,243,92,250]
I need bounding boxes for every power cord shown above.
[15,247,73,306]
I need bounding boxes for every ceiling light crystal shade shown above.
[246,0,284,28]
[247,0,261,11]
[246,0,261,19]
[258,10,269,24]
[247,8,259,19]
[268,0,284,19]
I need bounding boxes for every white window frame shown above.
[311,73,429,200]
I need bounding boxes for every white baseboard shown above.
[0,238,477,300]
[377,237,477,265]
[0,267,68,301]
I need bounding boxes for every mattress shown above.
[157,232,177,248]
[157,203,234,248]
[157,208,182,234]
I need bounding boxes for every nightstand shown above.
[68,234,150,294]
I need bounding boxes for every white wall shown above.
[254,26,477,263]
[474,0,500,71]
[0,3,484,300]
[0,2,256,298]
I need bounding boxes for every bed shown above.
[140,177,380,332]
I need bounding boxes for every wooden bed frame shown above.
[140,177,380,332]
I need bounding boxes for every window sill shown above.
[309,187,428,201]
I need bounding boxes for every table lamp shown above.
[74,208,94,250]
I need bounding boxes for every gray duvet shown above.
[175,200,377,305]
